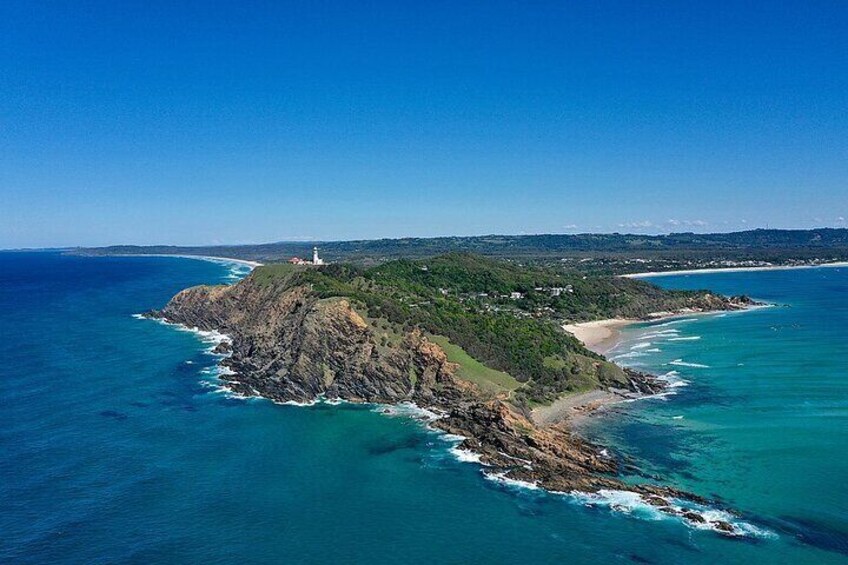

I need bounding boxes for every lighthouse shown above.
[312,246,324,265]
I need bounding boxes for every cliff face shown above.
[150,273,740,532]
[160,281,458,405]
[153,275,638,492]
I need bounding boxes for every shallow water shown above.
[2,253,846,563]
[590,267,848,561]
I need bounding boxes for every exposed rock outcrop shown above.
[148,273,743,535]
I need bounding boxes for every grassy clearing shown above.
[251,263,303,286]
[429,335,521,393]
[543,355,567,370]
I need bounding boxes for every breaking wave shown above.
[668,359,710,368]
[569,489,776,539]
[484,471,540,491]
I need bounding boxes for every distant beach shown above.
[112,253,264,269]
[622,261,848,279]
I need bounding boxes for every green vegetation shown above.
[251,263,301,286]
[429,335,520,393]
[82,228,848,273]
[247,253,713,405]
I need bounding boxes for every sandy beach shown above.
[562,318,634,354]
[180,255,265,269]
[532,388,631,426]
[537,319,648,425]
[622,261,848,278]
[114,253,264,269]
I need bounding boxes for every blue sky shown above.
[1,1,846,247]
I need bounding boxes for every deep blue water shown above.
[2,253,846,563]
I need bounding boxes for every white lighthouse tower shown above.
[312,246,324,265]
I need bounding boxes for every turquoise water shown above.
[2,254,846,563]
[592,267,848,562]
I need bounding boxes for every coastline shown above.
[622,261,848,279]
[552,304,764,425]
[111,253,264,269]
[532,388,633,427]
[562,319,633,355]
[562,306,762,356]
[146,277,761,538]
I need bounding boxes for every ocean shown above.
[1,252,846,563]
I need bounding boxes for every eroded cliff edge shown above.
[147,263,753,535]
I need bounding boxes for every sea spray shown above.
[569,490,775,539]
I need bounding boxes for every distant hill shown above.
[75,228,848,274]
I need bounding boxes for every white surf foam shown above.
[668,336,701,342]
[610,351,647,361]
[652,318,698,328]
[373,402,444,422]
[571,489,664,520]
[668,359,710,368]
[484,471,540,491]
[323,397,348,406]
[274,398,320,407]
[640,330,680,340]
[656,370,689,388]
[569,489,775,539]
[132,314,243,399]
[450,446,483,464]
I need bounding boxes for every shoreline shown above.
[562,319,633,355]
[563,306,760,356]
[111,253,264,269]
[146,288,758,538]
[622,261,848,278]
[532,388,635,427]
[553,305,764,423]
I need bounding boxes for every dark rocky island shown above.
[149,254,756,534]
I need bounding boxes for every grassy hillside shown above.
[428,335,520,395]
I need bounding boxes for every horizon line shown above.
[3,226,848,252]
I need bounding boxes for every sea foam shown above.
[668,359,710,368]
[650,370,688,389]
[132,313,246,399]
[484,471,540,491]
[450,446,483,464]
[569,489,775,539]
[651,318,698,328]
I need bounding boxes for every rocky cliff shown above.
[150,271,741,533]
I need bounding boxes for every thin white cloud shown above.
[669,219,708,227]
[618,220,654,229]
[277,235,317,241]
